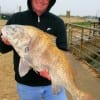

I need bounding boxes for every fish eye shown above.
[25,47,29,53]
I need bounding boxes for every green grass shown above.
[73,22,91,27]
[0,15,1,20]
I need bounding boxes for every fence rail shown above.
[67,23,100,73]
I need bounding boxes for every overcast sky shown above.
[0,0,100,16]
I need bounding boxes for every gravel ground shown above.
[0,52,100,100]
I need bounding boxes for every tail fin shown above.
[72,90,95,100]
[78,92,95,100]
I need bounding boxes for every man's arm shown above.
[0,34,12,53]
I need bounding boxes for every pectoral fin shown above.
[45,33,56,45]
[52,84,62,95]
[19,58,31,77]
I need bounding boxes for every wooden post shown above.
[0,6,1,19]
[19,5,21,12]
[66,11,70,23]
[80,28,84,58]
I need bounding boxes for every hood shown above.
[27,0,56,13]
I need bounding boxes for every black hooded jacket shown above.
[0,0,68,86]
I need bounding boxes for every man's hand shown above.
[1,35,10,45]
[39,69,51,80]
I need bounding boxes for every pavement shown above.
[66,53,100,100]
[0,52,100,100]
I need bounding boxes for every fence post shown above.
[0,6,1,19]
[67,24,73,49]
[80,27,84,58]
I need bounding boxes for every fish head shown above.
[1,25,31,57]
[2,25,26,40]
[2,25,19,38]
[2,25,33,77]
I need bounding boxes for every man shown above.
[0,0,68,100]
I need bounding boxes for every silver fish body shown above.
[1,25,94,100]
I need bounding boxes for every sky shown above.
[0,0,100,17]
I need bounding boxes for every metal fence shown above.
[67,23,100,73]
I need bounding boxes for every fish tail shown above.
[78,91,94,100]
[64,80,94,100]
[72,90,94,100]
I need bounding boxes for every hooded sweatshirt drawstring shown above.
[38,16,40,23]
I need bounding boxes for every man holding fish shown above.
[0,0,68,100]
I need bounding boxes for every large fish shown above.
[1,25,94,100]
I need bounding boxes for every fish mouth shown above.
[1,28,7,37]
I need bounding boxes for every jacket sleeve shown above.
[0,35,13,53]
[55,19,68,51]
[0,14,16,53]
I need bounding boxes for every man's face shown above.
[32,0,50,16]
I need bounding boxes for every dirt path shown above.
[66,53,100,100]
[0,52,100,100]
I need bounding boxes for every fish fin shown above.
[52,83,62,95]
[19,58,31,77]
[45,33,56,44]
[23,55,39,74]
